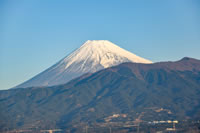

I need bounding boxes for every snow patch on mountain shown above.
[15,40,152,88]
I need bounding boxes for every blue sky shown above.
[0,0,200,89]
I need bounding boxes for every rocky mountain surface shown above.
[1,57,200,131]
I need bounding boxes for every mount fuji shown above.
[16,40,152,88]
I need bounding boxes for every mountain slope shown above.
[1,57,200,131]
[16,40,152,88]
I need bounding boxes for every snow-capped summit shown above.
[16,40,152,88]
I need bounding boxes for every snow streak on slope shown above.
[16,40,152,88]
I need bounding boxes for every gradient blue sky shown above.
[0,0,200,90]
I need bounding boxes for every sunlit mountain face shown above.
[15,40,152,88]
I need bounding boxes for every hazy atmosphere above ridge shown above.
[1,0,200,89]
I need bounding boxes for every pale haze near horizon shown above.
[0,0,200,90]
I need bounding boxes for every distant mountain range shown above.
[1,57,200,131]
[15,40,152,88]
